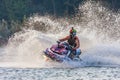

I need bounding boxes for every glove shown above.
[72,48,76,51]
[57,40,61,44]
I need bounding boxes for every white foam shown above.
[0,0,120,68]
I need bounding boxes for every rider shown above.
[58,27,81,59]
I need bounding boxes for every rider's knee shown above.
[76,48,81,55]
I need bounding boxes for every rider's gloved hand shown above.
[57,40,61,44]
[72,48,76,51]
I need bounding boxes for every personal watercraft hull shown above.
[43,42,82,62]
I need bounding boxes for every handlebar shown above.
[57,41,61,48]
[57,41,74,50]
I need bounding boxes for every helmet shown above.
[69,27,76,36]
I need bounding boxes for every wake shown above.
[0,29,120,68]
[0,0,120,68]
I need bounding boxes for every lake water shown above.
[0,67,120,80]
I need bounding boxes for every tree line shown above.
[0,0,83,22]
[0,0,120,22]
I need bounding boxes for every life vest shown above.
[67,36,77,47]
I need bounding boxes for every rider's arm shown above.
[59,36,69,42]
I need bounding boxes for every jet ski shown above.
[43,41,81,62]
